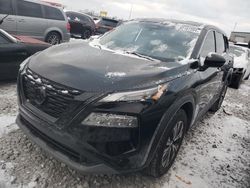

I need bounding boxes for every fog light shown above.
[82,113,138,128]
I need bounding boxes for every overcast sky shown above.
[57,0,250,35]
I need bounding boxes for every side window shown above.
[0,0,13,15]
[223,36,229,51]
[66,12,72,20]
[0,35,10,44]
[44,6,65,21]
[200,31,215,58]
[215,32,226,54]
[79,15,89,22]
[17,0,43,18]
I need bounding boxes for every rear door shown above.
[0,34,28,80]
[15,0,47,40]
[0,0,17,34]
[197,30,223,116]
[214,32,228,90]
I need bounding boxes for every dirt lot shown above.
[0,80,249,188]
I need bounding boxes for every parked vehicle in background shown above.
[0,0,70,45]
[234,42,249,49]
[16,19,232,178]
[0,29,50,80]
[92,17,100,24]
[229,45,250,89]
[95,17,119,34]
[65,11,95,39]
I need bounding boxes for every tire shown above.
[45,32,61,45]
[230,74,243,89]
[210,81,228,112]
[81,29,91,39]
[144,109,187,177]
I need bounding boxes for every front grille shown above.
[22,69,81,118]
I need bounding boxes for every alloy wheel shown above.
[161,121,184,168]
[47,34,60,45]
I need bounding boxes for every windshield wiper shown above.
[125,51,159,62]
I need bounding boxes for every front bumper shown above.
[16,114,118,174]
[16,102,148,174]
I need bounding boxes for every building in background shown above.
[230,32,250,43]
[100,11,108,17]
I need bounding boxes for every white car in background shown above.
[229,45,250,89]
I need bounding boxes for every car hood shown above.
[28,41,189,92]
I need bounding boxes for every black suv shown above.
[95,17,119,34]
[16,19,233,177]
[66,11,95,39]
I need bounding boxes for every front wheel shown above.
[144,109,187,177]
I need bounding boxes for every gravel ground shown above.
[0,80,249,188]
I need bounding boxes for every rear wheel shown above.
[45,32,61,45]
[81,29,91,39]
[144,109,187,177]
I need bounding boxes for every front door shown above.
[196,30,223,116]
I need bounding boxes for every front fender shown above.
[142,94,196,167]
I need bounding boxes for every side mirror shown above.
[204,53,226,68]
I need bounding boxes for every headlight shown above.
[19,57,30,71]
[82,113,138,128]
[99,84,168,102]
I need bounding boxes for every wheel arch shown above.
[180,101,194,132]
[142,94,196,168]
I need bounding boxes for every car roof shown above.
[65,11,92,19]
[131,18,227,36]
[24,0,63,9]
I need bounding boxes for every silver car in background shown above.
[0,0,70,45]
[229,45,250,89]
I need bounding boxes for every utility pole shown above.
[233,22,238,31]
[129,3,133,20]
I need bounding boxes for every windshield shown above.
[229,46,245,57]
[99,21,201,62]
